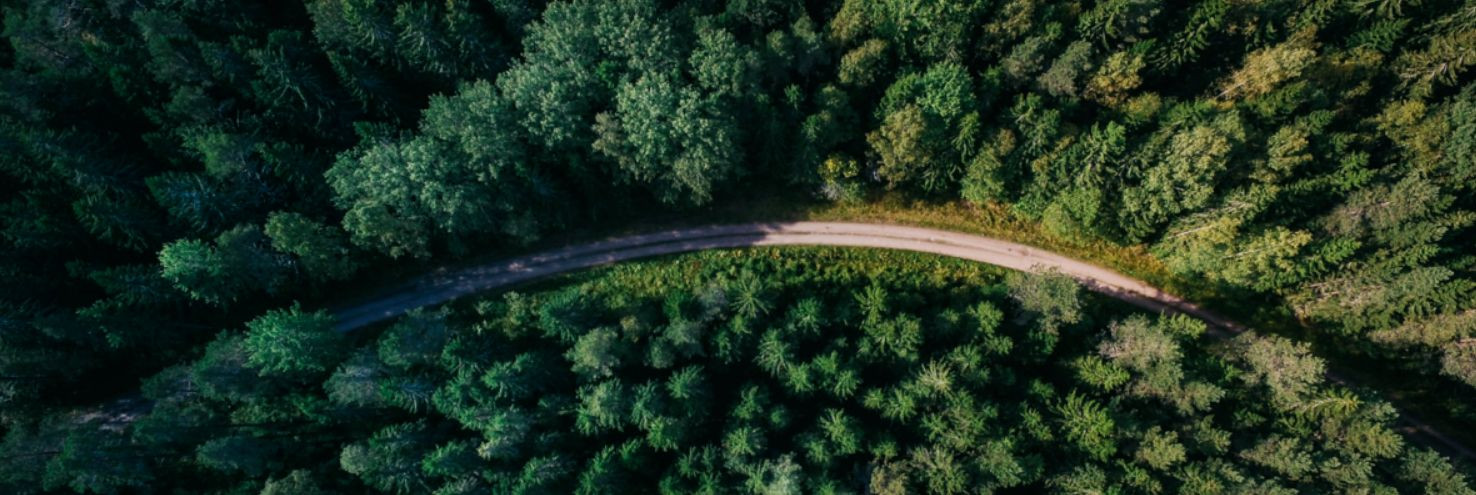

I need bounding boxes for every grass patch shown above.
[534,246,1008,300]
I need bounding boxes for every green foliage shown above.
[869,62,980,193]
[568,327,627,378]
[1038,41,1094,98]
[340,421,434,494]
[243,305,345,377]
[1235,333,1325,410]
[1005,269,1083,330]
[129,251,1475,492]
[327,81,548,258]
[1054,391,1117,460]
[42,429,153,493]
[196,435,281,476]
[158,224,289,305]
[265,211,360,282]
[594,72,743,205]
[1217,33,1318,101]
[1119,112,1245,241]
[838,39,889,87]
[7,0,1476,492]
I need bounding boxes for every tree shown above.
[261,470,332,495]
[325,350,392,408]
[42,428,153,493]
[340,421,434,494]
[688,26,760,98]
[1001,32,1059,84]
[1119,112,1244,240]
[801,86,861,194]
[1323,175,1449,244]
[1054,392,1116,460]
[1240,435,1315,480]
[593,72,743,205]
[1217,33,1317,101]
[1085,48,1147,107]
[1369,310,1476,350]
[728,271,772,319]
[568,327,628,378]
[1038,41,1094,98]
[187,334,275,402]
[1440,86,1476,190]
[146,171,255,233]
[1398,448,1475,495]
[422,439,485,486]
[326,136,466,259]
[1153,186,1276,280]
[1235,333,1324,409]
[836,0,984,63]
[576,379,630,435]
[1037,121,1129,238]
[1136,427,1186,471]
[838,39,889,87]
[868,62,979,192]
[497,0,680,155]
[378,308,451,369]
[1216,227,1314,292]
[158,224,290,305]
[243,305,345,377]
[1440,340,1476,387]
[1098,316,1221,413]
[858,314,924,364]
[742,455,804,495]
[869,105,939,189]
[1292,264,1465,334]
[1395,27,1476,98]
[195,435,281,476]
[264,211,360,282]
[1006,270,1082,329]
[1077,0,1162,47]
[247,31,343,125]
[328,80,547,258]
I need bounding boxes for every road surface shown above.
[329,221,1474,461]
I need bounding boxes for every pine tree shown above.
[158,224,290,305]
[243,305,344,377]
[264,211,360,282]
[340,421,434,493]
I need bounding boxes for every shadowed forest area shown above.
[2,0,1475,492]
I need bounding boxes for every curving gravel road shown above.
[329,221,1473,461]
[332,222,1241,332]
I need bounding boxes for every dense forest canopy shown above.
[13,248,1476,493]
[1,0,1475,492]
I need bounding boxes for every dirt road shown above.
[333,222,1243,332]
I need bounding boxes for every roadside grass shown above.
[532,245,1008,301]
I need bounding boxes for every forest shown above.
[1,0,1474,492]
[10,248,1476,493]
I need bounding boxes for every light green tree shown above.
[593,73,743,205]
[244,305,345,377]
[264,211,360,282]
[1217,32,1317,101]
[159,224,289,305]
